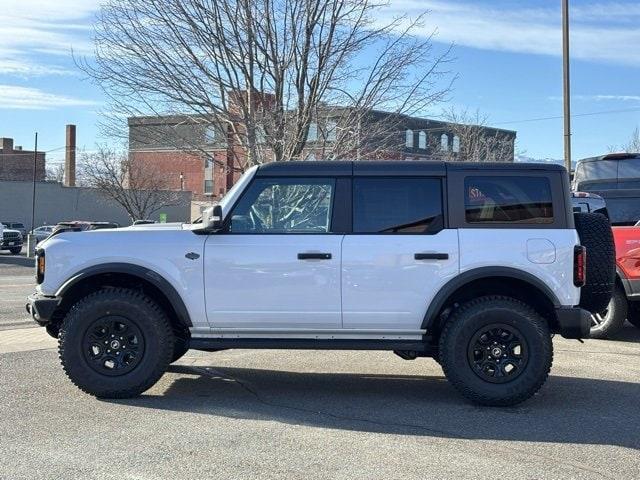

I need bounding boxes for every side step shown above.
[189,337,435,354]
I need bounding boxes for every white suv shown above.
[27,161,611,406]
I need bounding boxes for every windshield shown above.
[217,166,258,214]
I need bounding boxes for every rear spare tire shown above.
[573,212,615,314]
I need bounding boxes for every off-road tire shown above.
[439,296,553,406]
[589,284,628,339]
[171,335,190,363]
[626,302,640,329]
[58,288,174,398]
[9,247,21,254]
[574,212,615,313]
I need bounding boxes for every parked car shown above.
[32,225,55,244]
[27,161,613,406]
[571,191,640,337]
[0,227,23,254]
[1,222,27,237]
[573,152,640,191]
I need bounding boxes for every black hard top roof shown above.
[255,160,567,177]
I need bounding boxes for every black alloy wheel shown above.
[467,324,528,384]
[82,316,145,376]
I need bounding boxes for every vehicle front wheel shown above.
[589,284,627,339]
[439,296,552,406]
[9,247,21,254]
[58,288,174,398]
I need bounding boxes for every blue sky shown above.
[0,0,639,168]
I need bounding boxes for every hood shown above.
[123,222,187,231]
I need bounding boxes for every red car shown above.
[572,191,640,337]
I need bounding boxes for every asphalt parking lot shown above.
[1,252,640,479]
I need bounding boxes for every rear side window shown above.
[465,176,553,224]
[353,177,443,233]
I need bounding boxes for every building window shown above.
[418,131,427,149]
[204,180,214,195]
[307,122,318,142]
[452,135,460,153]
[326,120,337,141]
[440,133,449,151]
[405,129,413,148]
[205,156,213,169]
[205,126,216,144]
[256,126,266,144]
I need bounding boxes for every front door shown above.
[341,176,459,330]
[204,176,342,330]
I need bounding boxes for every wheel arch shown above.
[54,263,192,331]
[423,267,561,334]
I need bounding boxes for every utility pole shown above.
[562,0,572,173]
[28,132,38,258]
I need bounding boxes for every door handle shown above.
[298,252,332,260]
[415,253,449,260]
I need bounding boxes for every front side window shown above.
[353,178,443,233]
[230,177,334,233]
[465,176,553,224]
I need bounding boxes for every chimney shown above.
[64,124,76,187]
[1,138,13,152]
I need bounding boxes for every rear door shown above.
[341,175,459,330]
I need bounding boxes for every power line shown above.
[494,107,640,126]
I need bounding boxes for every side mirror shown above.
[202,204,224,231]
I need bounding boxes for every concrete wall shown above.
[0,180,192,230]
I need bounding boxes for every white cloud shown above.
[385,0,640,66]
[0,84,99,110]
[0,0,101,77]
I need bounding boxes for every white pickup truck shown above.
[27,161,613,406]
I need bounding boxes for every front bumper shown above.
[1,240,23,249]
[26,293,60,326]
[556,306,591,339]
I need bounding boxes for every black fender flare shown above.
[56,263,192,327]
[421,267,561,330]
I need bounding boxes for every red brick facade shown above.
[0,138,45,182]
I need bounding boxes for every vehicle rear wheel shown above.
[589,284,627,339]
[626,302,640,329]
[9,247,21,254]
[439,296,552,406]
[58,288,174,398]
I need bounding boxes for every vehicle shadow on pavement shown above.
[606,323,640,343]
[0,255,34,267]
[112,365,640,449]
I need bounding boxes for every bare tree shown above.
[80,146,182,221]
[434,108,515,162]
[624,127,640,153]
[82,0,453,170]
[45,163,65,183]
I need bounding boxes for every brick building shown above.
[128,109,516,207]
[0,137,45,182]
